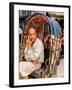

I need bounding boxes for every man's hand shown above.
[31,60,38,65]
[26,37,32,48]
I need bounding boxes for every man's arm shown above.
[24,40,44,64]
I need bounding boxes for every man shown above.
[20,27,44,78]
[24,27,44,64]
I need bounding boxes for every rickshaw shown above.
[19,12,62,78]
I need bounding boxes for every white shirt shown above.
[20,38,44,77]
[24,38,44,64]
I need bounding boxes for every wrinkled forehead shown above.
[28,28,37,34]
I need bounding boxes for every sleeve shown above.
[24,40,44,63]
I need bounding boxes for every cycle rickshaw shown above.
[19,13,62,78]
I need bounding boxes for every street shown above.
[57,58,64,77]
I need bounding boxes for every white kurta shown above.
[20,38,44,77]
[24,38,44,63]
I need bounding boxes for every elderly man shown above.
[20,27,44,78]
[24,27,44,65]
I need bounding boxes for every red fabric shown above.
[62,32,64,37]
[37,29,42,33]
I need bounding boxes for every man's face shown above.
[28,28,37,43]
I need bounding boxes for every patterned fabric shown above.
[48,35,61,76]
